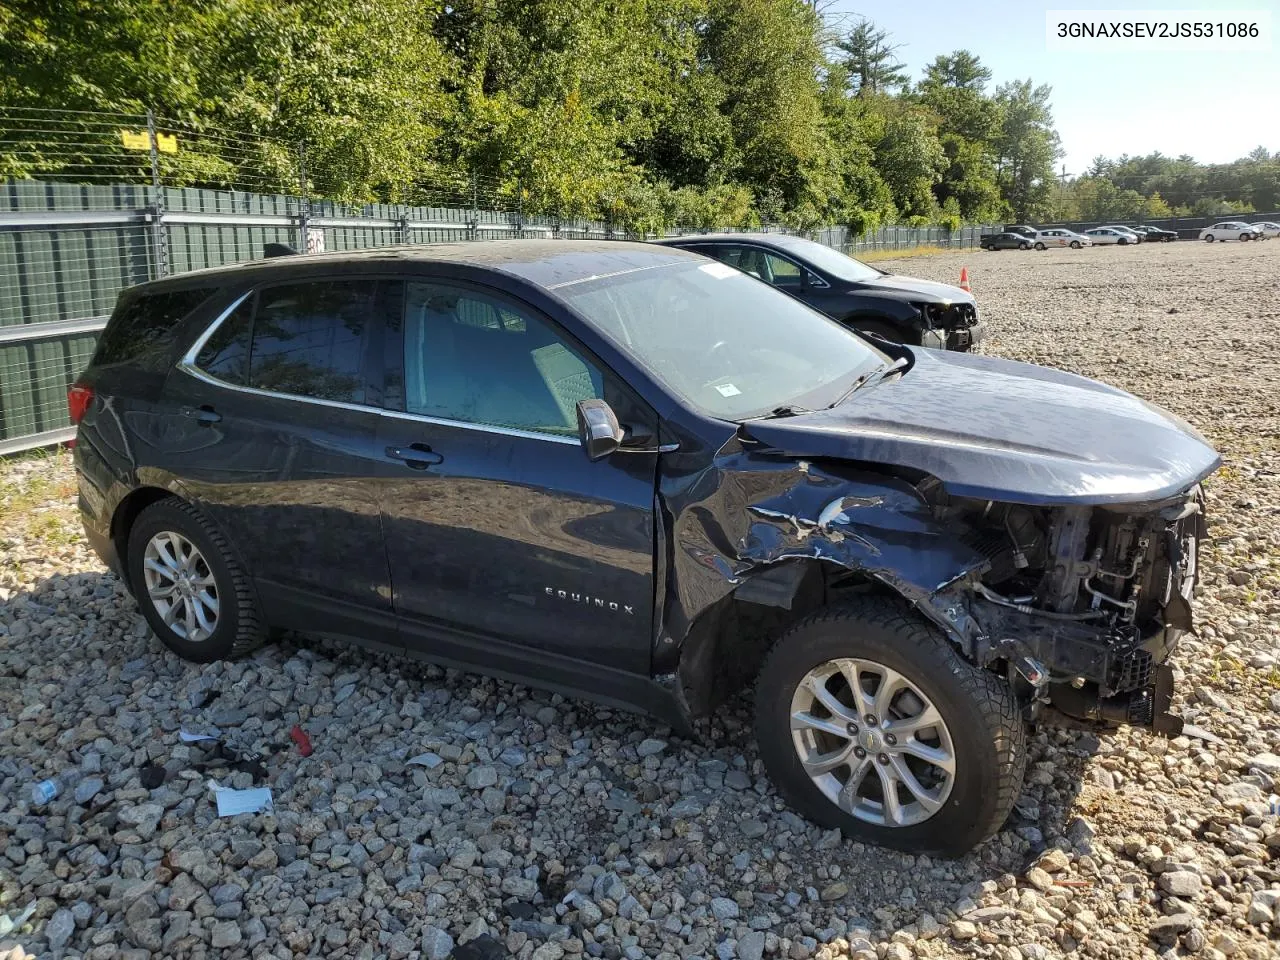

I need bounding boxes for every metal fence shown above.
[0,106,998,454]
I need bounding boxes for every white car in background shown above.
[1100,225,1143,244]
[1030,228,1092,250]
[1084,227,1133,245]
[1250,221,1279,239]
[1200,221,1257,241]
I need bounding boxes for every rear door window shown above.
[191,279,401,405]
[95,287,217,370]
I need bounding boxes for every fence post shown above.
[398,209,411,246]
[515,179,524,239]
[469,175,479,242]
[296,142,311,253]
[146,109,170,277]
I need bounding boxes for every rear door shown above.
[374,277,659,674]
[164,277,402,638]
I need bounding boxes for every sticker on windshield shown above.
[699,262,739,280]
[714,383,742,397]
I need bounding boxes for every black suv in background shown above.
[655,233,983,351]
[72,241,1216,855]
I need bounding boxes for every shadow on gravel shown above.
[3,569,1103,940]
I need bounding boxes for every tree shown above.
[835,17,908,98]
[993,79,1061,221]
[915,51,1004,220]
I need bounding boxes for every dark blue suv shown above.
[72,241,1217,855]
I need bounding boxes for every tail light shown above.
[67,383,94,425]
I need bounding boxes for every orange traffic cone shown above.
[959,266,971,292]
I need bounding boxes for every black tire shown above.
[1118,237,1129,245]
[1034,241,1046,251]
[1018,242,1029,250]
[1240,233,1251,242]
[754,596,1026,856]
[1070,240,1082,249]
[1204,234,1214,242]
[126,498,267,662]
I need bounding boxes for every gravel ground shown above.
[2,239,1279,960]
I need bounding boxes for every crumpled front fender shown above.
[657,439,988,669]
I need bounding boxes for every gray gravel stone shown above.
[422,925,454,960]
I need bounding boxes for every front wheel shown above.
[1204,234,1215,242]
[1034,241,1046,251]
[753,597,1026,856]
[1070,240,1082,249]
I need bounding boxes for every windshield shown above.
[557,260,887,420]
[767,236,883,283]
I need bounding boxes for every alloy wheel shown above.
[789,657,955,827]
[142,531,219,642]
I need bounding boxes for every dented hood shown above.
[858,273,976,305]
[739,348,1220,506]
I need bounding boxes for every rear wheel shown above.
[753,596,1026,856]
[127,498,267,662]
[1018,242,1029,250]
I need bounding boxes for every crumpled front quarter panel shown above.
[660,441,986,646]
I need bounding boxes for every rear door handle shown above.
[386,443,443,469]
[181,405,222,425]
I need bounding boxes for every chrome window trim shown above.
[178,288,656,449]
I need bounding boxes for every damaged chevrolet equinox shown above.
[72,241,1218,855]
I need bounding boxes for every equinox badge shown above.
[545,587,634,615]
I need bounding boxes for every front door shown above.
[374,279,659,674]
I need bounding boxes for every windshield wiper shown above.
[830,356,909,407]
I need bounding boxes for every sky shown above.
[827,0,1278,175]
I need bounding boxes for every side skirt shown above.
[258,580,693,734]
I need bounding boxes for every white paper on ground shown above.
[180,728,221,743]
[207,781,274,816]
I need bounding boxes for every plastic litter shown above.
[180,728,221,743]
[29,772,81,806]
[0,901,36,938]
[408,752,445,769]
[289,724,312,757]
[208,781,274,816]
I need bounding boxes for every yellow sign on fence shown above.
[119,130,178,153]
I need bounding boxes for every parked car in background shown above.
[655,233,983,351]
[1101,225,1143,243]
[1250,221,1280,239]
[1130,225,1178,242]
[1030,229,1091,250]
[1084,227,1132,245]
[71,240,1218,856]
[980,232,1032,251]
[1200,221,1257,242]
[1003,224,1038,239]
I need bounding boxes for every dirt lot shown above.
[1,239,1279,960]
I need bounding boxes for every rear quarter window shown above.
[94,287,218,370]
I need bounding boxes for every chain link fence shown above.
[1,106,998,454]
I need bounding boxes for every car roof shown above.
[654,232,811,251]
[128,240,703,295]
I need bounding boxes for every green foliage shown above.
[0,3,1083,228]
[1053,149,1279,220]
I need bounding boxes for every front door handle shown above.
[181,405,222,425]
[386,443,443,469]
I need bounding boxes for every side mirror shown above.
[576,399,625,461]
